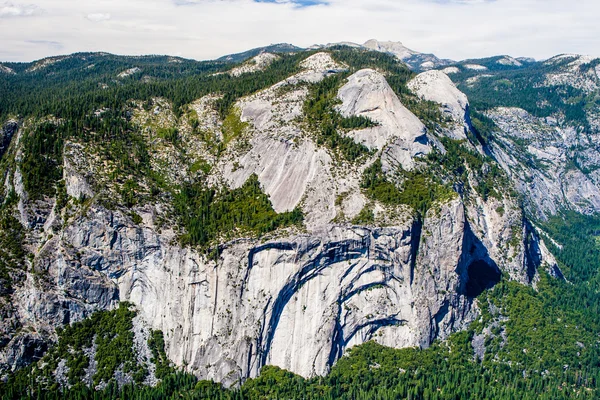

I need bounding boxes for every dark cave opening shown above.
[465,260,501,298]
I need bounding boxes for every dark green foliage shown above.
[209,53,308,119]
[469,108,500,143]
[120,179,141,207]
[303,73,375,162]
[361,159,455,216]
[450,57,596,132]
[148,330,173,379]
[217,43,303,63]
[3,213,600,400]
[351,206,375,225]
[6,303,141,391]
[174,174,303,247]
[0,53,225,122]
[20,122,64,200]
[130,211,143,224]
[189,158,212,175]
[0,213,25,287]
[535,212,600,345]
[428,138,510,201]
[8,272,599,400]
[51,303,137,386]
[0,191,26,292]
[1,51,315,256]
[328,46,413,96]
[0,51,308,124]
[54,179,68,210]
[542,211,600,283]
[482,278,600,379]
[1,48,599,400]
[156,126,179,143]
[338,115,378,130]
[221,108,248,148]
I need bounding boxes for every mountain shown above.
[443,53,600,218]
[313,39,454,71]
[0,44,599,399]
[216,43,303,63]
[362,39,454,71]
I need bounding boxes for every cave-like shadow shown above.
[462,221,502,299]
[464,260,501,298]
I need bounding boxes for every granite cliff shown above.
[1,45,590,388]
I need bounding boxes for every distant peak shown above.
[362,39,416,61]
[363,39,405,47]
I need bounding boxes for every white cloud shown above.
[0,0,598,62]
[86,12,111,22]
[0,1,40,17]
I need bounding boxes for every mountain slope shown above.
[217,43,303,63]
[0,45,599,398]
[444,53,600,219]
[314,39,454,71]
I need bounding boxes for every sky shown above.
[0,0,598,63]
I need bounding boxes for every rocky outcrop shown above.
[361,39,453,71]
[0,121,18,160]
[408,70,470,140]
[229,53,279,77]
[543,54,599,93]
[486,107,600,218]
[0,65,16,75]
[337,69,430,170]
[63,142,95,200]
[0,189,540,384]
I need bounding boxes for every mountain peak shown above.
[362,39,415,60]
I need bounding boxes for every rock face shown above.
[445,51,600,219]
[361,39,453,71]
[317,39,453,71]
[0,48,555,385]
[543,54,599,93]
[486,107,600,218]
[0,121,18,160]
[408,70,470,140]
[0,65,16,75]
[228,53,279,77]
[0,190,535,384]
[337,69,430,169]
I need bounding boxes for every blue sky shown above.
[0,0,597,62]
